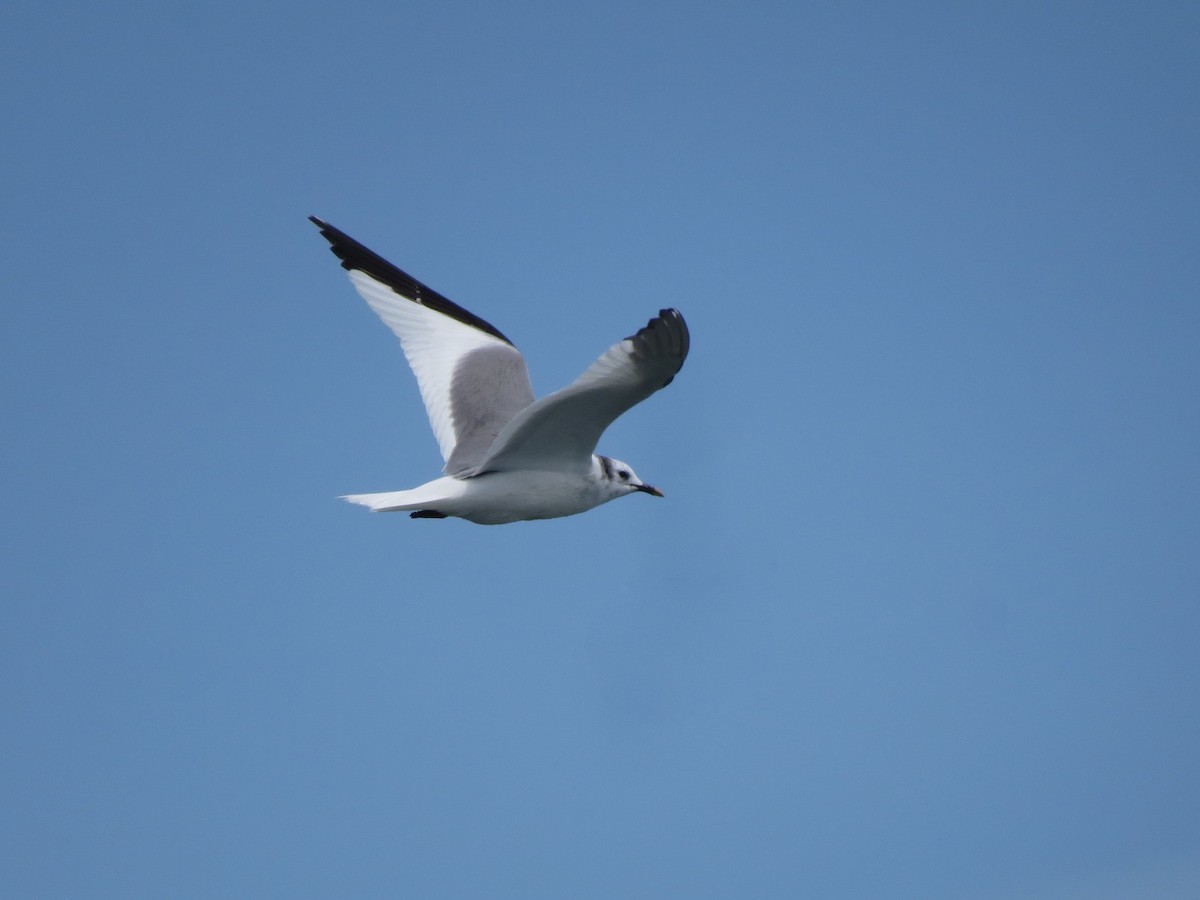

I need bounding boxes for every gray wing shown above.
[473,309,689,475]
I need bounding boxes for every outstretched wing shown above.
[475,309,689,475]
[311,217,535,476]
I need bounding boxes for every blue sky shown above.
[2,1,1198,897]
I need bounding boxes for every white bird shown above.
[311,217,690,525]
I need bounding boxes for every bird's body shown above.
[310,217,689,525]
[345,457,628,525]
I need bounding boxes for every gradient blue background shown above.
[3,2,1198,897]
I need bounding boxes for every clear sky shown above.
[3,1,1198,897]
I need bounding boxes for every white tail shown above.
[341,491,421,512]
[340,477,460,513]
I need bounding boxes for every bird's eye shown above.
[618,470,630,481]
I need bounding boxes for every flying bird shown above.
[310,217,689,525]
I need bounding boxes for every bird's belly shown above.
[456,471,604,525]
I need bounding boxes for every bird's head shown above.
[596,455,663,500]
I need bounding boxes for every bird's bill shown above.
[636,484,664,497]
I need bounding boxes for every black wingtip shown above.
[627,308,690,371]
[309,216,400,279]
[308,216,515,346]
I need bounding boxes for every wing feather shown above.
[475,309,689,474]
[312,218,534,474]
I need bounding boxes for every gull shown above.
[310,217,690,525]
